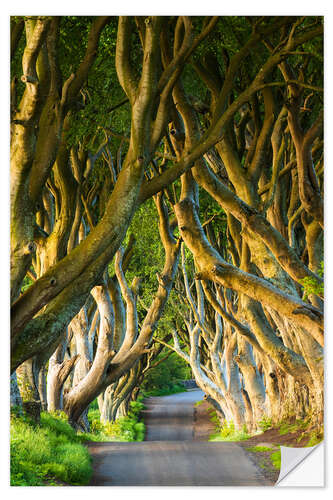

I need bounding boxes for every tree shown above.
[11,15,218,369]
[11,16,323,432]
[158,16,323,427]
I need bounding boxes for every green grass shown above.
[10,409,92,486]
[279,422,300,435]
[246,445,273,453]
[306,430,323,447]
[270,450,281,470]
[209,416,250,442]
[278,418,309,436]
[257,415,272,432]
[245,444,281,471]
[87,399,146,442]
[11,398,147,486]
[209,430,250,442]
[194,399,204,407]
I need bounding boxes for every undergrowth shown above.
[278,419,308,436]
[10,408,92,486]
[194,399,204,407]
[207,409,323,450]
[246,445,281,471]
[87,399,146,442]
[270,451,281,469]
[246,445,273,453]
[258,415,273,432]
[306,430,323,447]
[208,412,250,442]
[11,398,146,486]
[278,418,323,447]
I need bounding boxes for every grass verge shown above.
[87,399,146,442]
[208,412,250,442]
[10,408,92,486]
[270,450,281,469]
[11,398,146,486]
[246,445,281,471]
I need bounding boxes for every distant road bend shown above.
[88,389,270,486]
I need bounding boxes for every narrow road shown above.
[143,389,203,441]
[88,390,270,486]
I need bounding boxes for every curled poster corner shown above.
[275,442,324,486]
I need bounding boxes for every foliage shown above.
[194,399,204,407]
[103,417,145,442]
[245,444,281,472]
[278,419,309,436]
[140,352,191,396]
[270,450,281,470]
[301,261,324,299]
[20,274,33,295]
[306,429,323,447]
[16,372,35,402]
[246,445,273,453]
[258,415,273,432]
[10,409,92,486]
[87,409,105,436]
[141,384,185,398]
[209,417,250,442]
[87,399,146,442]
[121,198,182,337]
[208,408,220,426]
[10,397,147,486]
[10,16,324,465]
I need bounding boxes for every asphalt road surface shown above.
[88,390,270,486]
[143,389,204,441]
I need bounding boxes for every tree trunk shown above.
[10,373,22,407]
